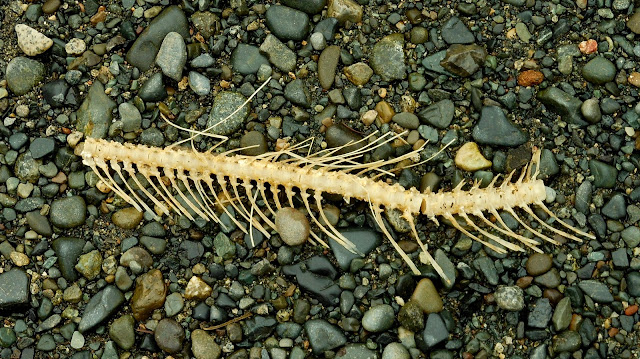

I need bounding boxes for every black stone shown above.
[0,269,29,312]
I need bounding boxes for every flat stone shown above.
[626,272,640,297]
[164,292,184,317]
[578,280,613,303]
[284,79,311,108]
[154,319,184,354]
[0,269,29,312]
[552,331,581,353]
[417,99,454,129]
[526,253,553,276]
[206,91,249,136]
[191,329,221,359]
[455,142,491,171]
[138,72,167,102]
[75,82,116,139]
[318,45,341,89]
[26,211,52,237]
[304,319,346,354]
[536,87,585,125]
[265,5,309,41]
[231,44,269,75]
[126,6,189,71]
[582,56,616,84]
[118,102,142,132]
[78,286,125,333]
[49,196,86,229]
[275,207,310,246]
[336,344,378,359]
[189,71,211,96]
[552,297,572,331]
[112,207,143,229]
[29,138,55,159]
[328,228,381,270]
[131,269,166,321]
[441,17,474,44]
[421,50,455,76]
[528,298,552,328]
[589,160,617,189]
[370,33,406,81]
[108,315,135,350]
[15,24,53,56]
[259,34,296,73]
[472,106,527,147]
[6,57,45,95]
[418,314,449,350]
[440,44,486,77]
[75,250,102,280]
[155,32,186,81]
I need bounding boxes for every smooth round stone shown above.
[494,286,525,311]
[70,331,85,349]
[455,142,492,172]
[42,0,60,13]
[318,45,340,89]
[370,34,406,81]
[581,98,601,124]
[131,269,166,321]
[118,102,142,132]
[15,24,53,56]
[120,247,153,270]
[6,57,45,95]
[526,253,553,276]
[65,38,86,55]
[344,62,373,86]
[26,211,52,237]
[310,32,326,50]
[0,327,17,348]
[109,315,135,350]
[382,343,410,359]
[191,329,222,359]
[281,0,327,14]
[231,44,270,75]
[164,293,184,317]
[156,32,187,81]
[392,112,419,129]
[49,196,86,229]
[138,72,167,102]
[410,26,429,44]
[582,56,616,84]
[275,207,310,246]
[112,207,144,229]
[154,319,185,354]
[362,304,395,332]
[411,278,443,314]
[265,5,309,41]
[240,131,268,156]
[189,71,211,96]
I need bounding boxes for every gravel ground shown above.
[1,0,640,358]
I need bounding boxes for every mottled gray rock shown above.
[259,34,296,72]
[155,32,187,81]
[472,106,527,146]
[370,33,406,81]
[75,82,116,138]
[78,286,125,333]
[6,57,45,95]
[206,91,249,136]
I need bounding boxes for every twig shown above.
[201,312,253,331]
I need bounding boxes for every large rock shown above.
[15,24,53,56]
[125,6,189,71]
[231,44,269,75]
[0,269,29,312]
[75,82,116,139]
[51,237,85,281]
[155,32,187,81]
[6,57,45,95]
[265,5,310,41]
[536,87,585,126]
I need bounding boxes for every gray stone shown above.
[75,82,116,139]
[138,72,167,102]
[78,286,125,333]
[581,98,602,124]
[494,286,525,311]
[361,304,395,332]
[260,34,296,72]
[265,5,309,41]
[29,138,55,159]
[370,33,406,81]
[155,32,186,81]
[552,297,572,331]
[626,272,640,297]
[189,72,211,96]
[417,99,454,129]
[440,44,486,77]
[589,160,617,189]
[304,319,346,354]
[335,344,378,359]
[207,91,249,136]
[51,237,85,281]
[536,87,585,125]
[602,193,626,220]
[527,298,552,328]
[472,106,527,147]
[578,280,614,303]
[328,228,381,270]
[419,314,449,350]
[441,17,474,44]
[231,44,269,74]
[118,102,142,132]
[281,0,326,14]
[0,269,29,311]
[50,196,86,229]
[126,6,189,71]
[109,315,135,350]
[6,57,45,95]
[582,56,616,84]
[284,79,311,108]
[154,318,185,354]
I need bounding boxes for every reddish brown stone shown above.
[517,70,544,87]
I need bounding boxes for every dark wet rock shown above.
[29,138,56,159]
[6,57,45,95]
[108,315,135,350]
[260,34,296,73]
[42,79,69,108]
[552,297,572,331]
[0,269,29,312]
[325,123,366,155]
[422,51,455,76]
[589,160,618,189]
[50,196,86,229]
[362,304,395,332]
[417,314,449,350]
[398,301,424,331]
[627,272,640,297]
[78,286,125,333]
[328,228,381,270]
[75,82,116,139]
[536,87,585,125]
[552,331,581,353]
[284,79,311,108]
[527,298,552,328]
[281,0,326,14]
[472,106,527,147]
[138,72,167,102]
[370,33,406,81]
[120,247,154,270]
[582,57,616,84]
[244,316,277,341]
[52,237,85,281]
[578,280,613,303]
[231,44,269,75]
[283,257,341,306]
[602,193,626,219]
[26,211,52,237]
[126,6,189,71]
[314,17,339,40]
[265,5,309,41]
[207,91,249,135]
[131,269,166,321]
[304,319,346,354]
[418,99,454,129]
[154,318,184,354]
[441,17,474,44]
[440,44,486,77]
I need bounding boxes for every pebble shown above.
[536,87,584,125]
[207,91,249,135]
[551,297,572,331]
[526,253,552,276]
[189,71,211,96]
[49,196,86,229]
[517,70,544,86]
[328,228,381,270]
[213,232,236,259]
[42,0,61,14]
[6,57,45,95]
[455,142,492,171]
[370,33,406,81]
[440,44,487,77]
[310,32,326,50]
[111,207,144,229]
[275,207,310,246]
[552,331,581,353]
[327,0,363,24]
[627,272,640,297]
[382,343,410,359]
[164,292,184,317]
[284,79,311,108]
[15,24,53,56]
[76,82,116,139]
[282,0,327,14]
[581,98,602,123]
[602,193,626,219]
[344,62,374,86]
[156,32,187,81]
[441,17,474,44]
[411,278,443,313]
[65,38,86,55]
[578,280,614,303]
[419,314,449,350]
[108,315,135,350]
[362,304,395,332]
[154,319,185,354]
[26,211,52,237]
[304,319,347,354]
[318,46,341,89]
[231,44,270,74]
[138,72,167,102]
[259,34,296,73]
[582,56,616,84]
[184,276,213,300]
[494,286,525,311]
[527,298,552,328]
[472,106,527,147]
[191,11,220,39]
[191,329,221,359]
[0,269,29,311]
[0,328,17,348]
[52,237,85,281]
[75,250,102,280]
[265,5,309,41]
[70,331,85,349]
[120,247,154,270]
[118,102,142,132]
[126,6,189,71]
[78,286,125,333]
[131,269,167,321]
[589,160,617,189]
[627,11,640,33]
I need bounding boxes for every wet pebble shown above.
[154,318,184,354]
[275,207,310,246]
[494,286,525,311]
[362,304,395,332]
[130,269,166,321]
[156,32,187,81]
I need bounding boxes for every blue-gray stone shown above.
[78,286,125,333]
[265,5,310,41]
[418,314,449,350]
[207,91,249,136]
[304,319,346,354]
[472,106,527,147]
[589,160,617,189]
[578,280,614,303]
[536,87,585,126]
[328,228,381,270]
[370,33,406,81]
[281,0,327,14]
[418,99,454,129]
[441,17,474,44]
[138,72,167,102]
[0,269,29,312]
[231,44,269,75]
[75,82,116,139]
[6,57,45,95]
[527,298,552,328]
